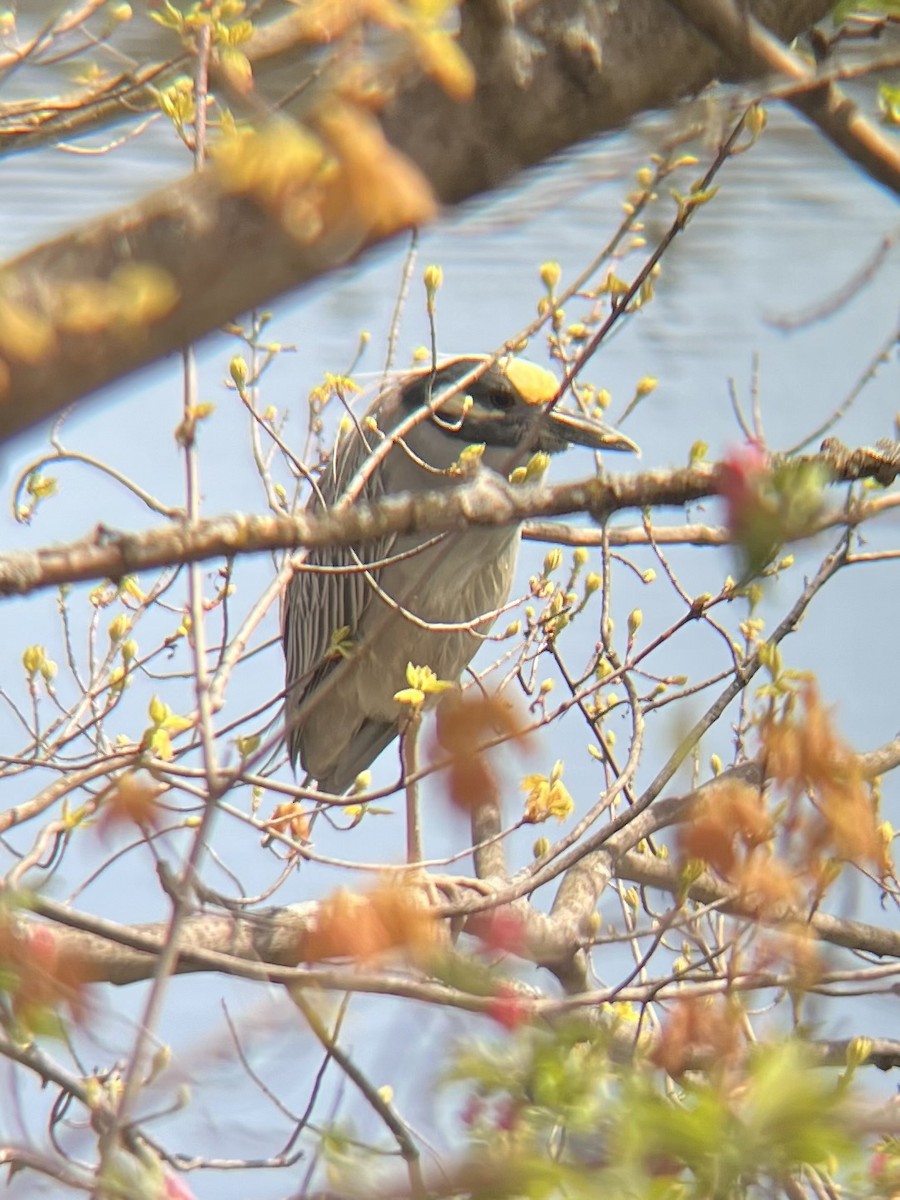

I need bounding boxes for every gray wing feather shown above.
[283,424,394,768]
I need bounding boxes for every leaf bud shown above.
[539,260,561,292]
[543,548,562,575]
[229,356,248,388]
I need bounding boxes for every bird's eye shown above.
[489,391,514,411]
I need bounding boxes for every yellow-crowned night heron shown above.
[284,355,636,794]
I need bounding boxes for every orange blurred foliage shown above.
[650,996,743,1079]
[301,880,436,965]
[97,771,165,836]
[430,692,529,813]
[265,801,311,845]
[760,682,887,877]
[679,780,774,880]
[679,684,889,920]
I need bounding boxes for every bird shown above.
[283,354,637,795]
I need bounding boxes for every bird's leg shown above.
[400,710,423,864]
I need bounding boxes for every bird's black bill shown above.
[545,408,639,455]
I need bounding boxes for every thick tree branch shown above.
[0,464,712,597]
[617,851,900,960]
[17,732,899,990]
[0,0,835,445]
[3,440,898,599]
[668,0,900,196]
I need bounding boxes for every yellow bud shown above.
[120,576,145,603]
[503,620,521,637]
[22,645,44,676]
[543,548,562,574]
[567,323,588,340]
[121,639,138,664]
[148,695,169,726]
[628,609,642,636]
[353,771,372,792]
[111,3,132,20]
[533,836,551,858]
[539,260,561,292]
[423,264,443,298]
[539,679,554,695]
[845,1037,873,1070]
[635,166,654,187]
[635,376,657,398]
[747,105,767,138]
[689,440,708,465]
[710,754,722,776]
[641,569,656,584]
[523,451,550,481]
[457,442,485,468]
[109,614,131,643]
[594,388,612,410]
[147,1045,171,1086]
[229,356,248,388]
[585,572,601,594]
[148,727,174,761]
[573,547,589,567]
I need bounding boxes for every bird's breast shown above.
[350,524,522,720]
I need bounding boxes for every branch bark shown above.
[3,440,898,599]
[0,0,836,445]
[667,0,900,195]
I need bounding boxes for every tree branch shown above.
[667,0,900,195]
[3,440,897,599]
[0,0,836,444]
